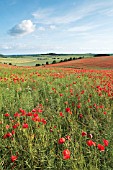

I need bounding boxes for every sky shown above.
[0,0,113,55]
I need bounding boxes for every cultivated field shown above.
[0,60,113,169]
[48,56,113,69]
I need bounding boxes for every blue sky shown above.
[0,0,113,54]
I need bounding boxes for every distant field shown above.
[0,54,93,66]
[47,56,113,69]
[1,55,112,69]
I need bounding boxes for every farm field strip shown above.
[48,56,113,69]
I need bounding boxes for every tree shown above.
[52,60,56,64]
[0,54,5,57]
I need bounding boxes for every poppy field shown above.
[0,64,113,170]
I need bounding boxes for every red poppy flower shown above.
[22,123,28,128]
[37,108,43,113]
[33,113,39,117]
[103,112,107,115]
[65,135,71,140]
[26,112,32,116]
[65,107,71,112]
[11,130,15,135]
[3,134,7,139]
[58,137,65,144]
[82,131,87,137]
[14,112,20,117]
[79,114,83,118]
[59,112,64,117]
[86,140,96,147]
[13,123,19,129]
[77,104,81,109]
[97,144,105,151]
[4,113,10,117]
[6,124,10,130]
[88,134,93,139]
[62,149,70,160]
[11,155,17,162]
[6,132,12,138]
[41,118,47,125]
[60,93,63,96]
[103,139,109,147]
[62,149,70,156]
[32,109,36,112]
[63,154,70,160]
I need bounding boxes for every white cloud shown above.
[68,24,100,32]
[9,20,36,36]
[49,25,56,30]
[100,8,113,16]
[38,26,45,31]
[0,44,12,50]
[32,2,110,25]
[68,26,93,32]
[0,43,28,50]
[32,8,83,25]
[32,8,53,19]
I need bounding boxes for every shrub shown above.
[35,64,41,66]
[46,61,49,65]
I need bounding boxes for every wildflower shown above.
[58,137,65,144]
[62,149,70,160]
[65,107,71,112]
[41,118,47,125]
[26,112,32,116]
[11,155,17,162]
[60,93,63,96]
[13,123,19,129]
[86,140,96,147]
[77,104,81,109]
[4,113,10,117]
[32,109,36,112]
[103,139,109,147]
[6,132,12,138]
[88,134,93,139]
[11,130,15,135]
[97,144,105,151]
[33,113,39,117]
[32,117,40,122]
[81,90,85,94]
[65,135,71,140]
[100,105,104,109]
[50,128,53,132]
[79,114,83,118]
[14,112,20,117]
[59,112,64,117]
[22,123,28,129]
[37,108,43,113]
[6,124,10,130]
[82,131,87,137]
[64,101,68,105]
